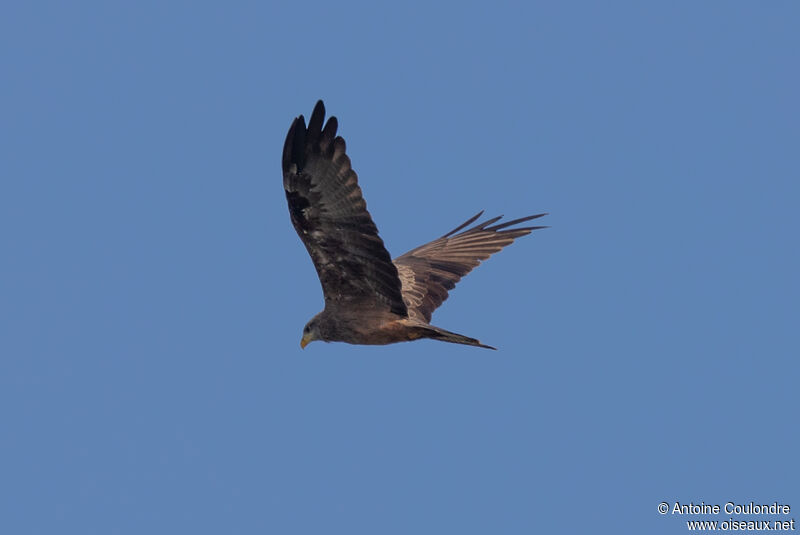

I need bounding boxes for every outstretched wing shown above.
[393,212,547,322]
[283,100,407,316]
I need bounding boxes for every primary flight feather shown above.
[283,100,546,350]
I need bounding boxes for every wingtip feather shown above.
[282,115,309,172]
[487,213,548,231]
[307,100,326,144]
[441,210,485,238]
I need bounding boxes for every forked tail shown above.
[423,325,497,350]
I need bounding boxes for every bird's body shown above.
[283,101,546,350]
[306,307,427,346]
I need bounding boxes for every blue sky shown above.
[2,1,798,533]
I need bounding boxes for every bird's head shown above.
[300,316,321,349]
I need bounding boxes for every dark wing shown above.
[393,212,547,322]
[283,100,407,316]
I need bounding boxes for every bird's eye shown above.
[304,324,310,333]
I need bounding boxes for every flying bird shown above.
[283,101,546,350]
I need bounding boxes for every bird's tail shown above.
[422,325,497,350]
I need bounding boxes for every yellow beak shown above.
[300,333,312,349]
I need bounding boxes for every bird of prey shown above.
[283,101,546,350]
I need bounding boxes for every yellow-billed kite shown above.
[283,101,546,350]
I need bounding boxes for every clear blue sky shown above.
[2,2,798,534]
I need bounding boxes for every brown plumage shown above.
[283,100,546,350]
